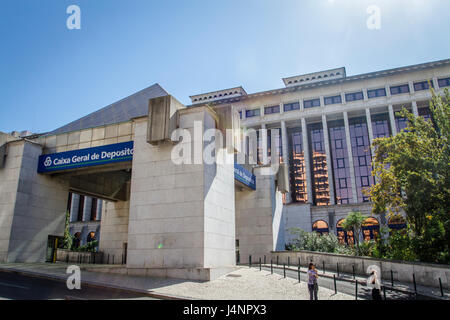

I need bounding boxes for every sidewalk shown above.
[0,263,353,300]
[258,262,449,300]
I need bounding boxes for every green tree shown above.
[368,88,450,263]
[341,211,367,255]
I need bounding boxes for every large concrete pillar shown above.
[127,106,235,280]
[280,120,291,204]
[388,105,398,136]
[0,140,69,263]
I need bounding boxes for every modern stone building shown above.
[0,58,449,280]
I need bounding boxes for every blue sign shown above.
[234,164,256,190]
[38,141,134,173]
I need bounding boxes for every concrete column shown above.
[82,196,92,222]
[281,120,291,204]
[301,118,313,204]
[69,193,79,222]
[388,105,398,136]
[299,100,304,111]
[433,77,439,90]
[385,85,391,97]
[261,123,268,165]
[343,112,358,204]
[341,93,346,105]
[279,102,284,114]
[409,81,415,94]
[412,101,419,117]
[96,200,103,221]
[365,108,374,145]
[320,96,325,107]
[241,109,246,120]
[321,114,335,205]
[363,89,368,101]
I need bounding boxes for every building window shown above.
[395,115,409,133]
[367,88,386,99]
[87,232,96,243]
[304,98,321,109]
[264,105,280,115]
[390,84,410,95]
[418,107,433,122]
[312,220,329,235]
[324,95,342,105]
[77,195,85,222]
[239,111,242,119]
[345,91,364,102]
[337,219,355,245]
[362,218,380,241]
[308,123,330,206]
[246,109,260,118]
[284,102,300,112]
[414,80,433,91]
[328,120,353,205]
[388,215,407,231]
[90,198,98,221]
[371,113,391,138]
[289,129,308,203]
[438,77,450,88]
[349,117,373,203]
[73,232,81,248]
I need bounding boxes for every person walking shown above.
[307,262,319,300]
[370,270,382,300]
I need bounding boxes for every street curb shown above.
[0,267,193,301]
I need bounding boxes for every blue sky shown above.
[1,0,449,134]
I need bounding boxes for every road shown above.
[0,271,159,300]
[261,266,415,300]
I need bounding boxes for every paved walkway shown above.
[255,262,449,300]
[0,263,353,300]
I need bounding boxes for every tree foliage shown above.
[368,89,450,263]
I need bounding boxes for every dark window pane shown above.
[438,77,450,87]
[308,123,330,206]
[284,102,300,112]
[289,129,308,203]
[246,109,260,118]
[368,88,386,99]
[345,92,364,102]
[265,105,280,115]
[390,84,410,95]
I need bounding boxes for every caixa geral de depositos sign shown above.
[37,141,134,173]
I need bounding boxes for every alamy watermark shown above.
[66,265,81,290]
[66,5,81,30]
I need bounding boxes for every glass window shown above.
[289,129,308,203]
[367,88,386,99]
[304,98,321,109]
[328,120,353,204]
[438,77,450,87]
[284,102,300,112]
[264,105,280,115]
[395,115,409,133]
[390,84,410,95]
[345,91,364,102]
[246,109,260,118]
[349,117,373,203]
[312,220,329,235]
[414,80,433,91]
[77,195,85,222]
[418,107,432,122]
[362,218,380,241]
[324,95,342,105]
[371,113,391,138]
[90,198,97,221]
[308,123,330,206]
[238,111,242,119]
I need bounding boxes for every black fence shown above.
[242,255,447,300]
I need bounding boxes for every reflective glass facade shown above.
[288,129,308,203]
[395,115,409,132]
[349,117,373,202]
[418,107,432,122]
[328,120,353,204]
[308,123,330,206]
[371,113,391,138]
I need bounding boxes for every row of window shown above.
[243,77,450,118]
